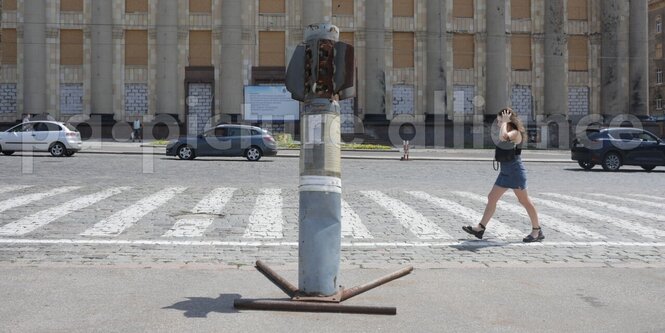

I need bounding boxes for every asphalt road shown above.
[1,153,664,332]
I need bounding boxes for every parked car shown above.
[0,121,82,157]
[166,124,278,161]
[571,127,665,171]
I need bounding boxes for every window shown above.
[568,35,588,71]
[259,31,285,66]
[657,98,664,110]
[511,0,530,19]
[1,29,17,65]
[332,0,354,16]
[657,43,664,59]
[4,0,17,11]
[60,30,84,65]
[393,0,414,17]
[189,30,212,66]
[126,0,148,13]
[189,0,211,13]
[453,0,473,18]
[259,0,285,14]
[568,0,588,21]
[393,32,414,68]
[339,32,354,46]
[61,0,83,12]
[511,34,531,70]
[657,69,663,84]
[125,30,148,66]
[453,34,474,69]
[657,16,663,34]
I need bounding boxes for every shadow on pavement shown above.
[563,168,665,173]
[451,239,510,252]
[163,293,241,317]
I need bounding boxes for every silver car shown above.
[0,121,82,157]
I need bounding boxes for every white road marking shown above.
[0,185,31,195]
[586,193,664,210]
[627,194,664,202]
[0,187,129,236]
[81,187,187,237]
[243,188,284,239]
[531,197,665,240]
[453,191,606,240]
[341,199,373,239]
[0,187,80,214]
[360,191,451,239]
[542,193,665,222]
[163,187,236,238]
[0,238,664,248]
[407,191,523,239]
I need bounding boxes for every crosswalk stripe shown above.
[0,187,80,214]
[0,185,32,195]
[163,187,236,238]
[586,193,664,210]
[407,191,523,239]
[342,199,373,239]
[243,188,283,239]
[0,187,130,236]
[81,187,187,237]
[531,197,665,240]
[627,194,663,202]
[453,191,606,240]
[360,191,451,239]
[541,193,665,222]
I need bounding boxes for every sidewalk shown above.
[79,140,574,163]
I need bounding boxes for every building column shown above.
[220,0,243,115]
[629,0,649,115]
[364,0,386,116]
[156,0,178,116]
[426,0,447,116]
[22,0,47,116]
[91,0,113,115]
[485,0,508,115]
[601,0,629,116]
[544,0,568,117]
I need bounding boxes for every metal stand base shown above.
[233,260,413,315]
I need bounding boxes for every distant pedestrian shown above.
[132,119,142,142]
[45,113,55,121]
[22,114,30,123]
[462,107,543,242]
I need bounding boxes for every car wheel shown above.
[601,152,621,171]
[2,151,14,156]
[578,161,595,170]
[246,146,263,161]
[65,150,75,157]
[50,142,66,157]
[177,145,195,160]
[641,165,656,172]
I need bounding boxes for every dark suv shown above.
[571,128,665,171]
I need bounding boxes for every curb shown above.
[77,149,574,163]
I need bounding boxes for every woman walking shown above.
[462,108,543,242]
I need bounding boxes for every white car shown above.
[0,121,82,157]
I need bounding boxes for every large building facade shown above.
[0,0,651,146]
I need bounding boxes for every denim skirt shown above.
[495,156,527,190]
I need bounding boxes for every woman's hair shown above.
[498,107,526,138]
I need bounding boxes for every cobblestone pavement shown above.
[0,153,664,268]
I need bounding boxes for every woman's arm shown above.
[498,113,522,144]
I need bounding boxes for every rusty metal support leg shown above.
[340,266,413,302]
[255,260,298,298]
[233,299,397,315]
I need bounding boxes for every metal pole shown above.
[340,266,414,302]
[255,260,298,298]
[298,24,343,297]
[233,299,397,315]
